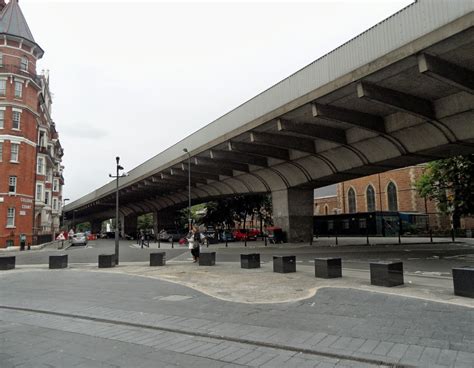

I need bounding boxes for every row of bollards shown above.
[1,253,473,298]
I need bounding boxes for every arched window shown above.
[366,185,376,212]
[348,188,356,213]
[324,205,329,215]
[387,181,398,211]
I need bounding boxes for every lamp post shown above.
[183,148,192,231]
[109,156,125,265]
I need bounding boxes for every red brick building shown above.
[0,0,64,248]
[314,165,473,231]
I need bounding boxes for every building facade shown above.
[0,0,64,248]
[314,164,473,232]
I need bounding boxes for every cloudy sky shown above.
[21,0,413,201]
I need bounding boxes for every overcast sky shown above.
[21,0,413,202]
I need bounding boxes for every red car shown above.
[233,229,260,241]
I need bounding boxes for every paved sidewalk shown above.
[1,267,473,367]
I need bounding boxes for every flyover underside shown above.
[70,26,474,241]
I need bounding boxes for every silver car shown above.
[70,232,88,246]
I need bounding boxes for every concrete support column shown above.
[153,211,159,240]
[272,188,314,243]
[156,211,175,229]
[90,220,102,234]
[123,215,138,238]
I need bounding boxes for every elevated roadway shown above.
[65,0,474,241]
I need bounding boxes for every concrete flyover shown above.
[65,0,474,241]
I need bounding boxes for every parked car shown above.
[266,226,286,244]
[159,228,186,242]
[70,232,88,246]
[219,230,235,242]
[203,226,218,244]
[233,229,258,241]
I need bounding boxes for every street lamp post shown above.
[109,156,125,265]
[183,148,191,231]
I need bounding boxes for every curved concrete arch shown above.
[135,201,155,214]
[125,203,145,214]
[238,173,271,193]
[119,207,132,217]
[391,121,450,153]
[251,168,290,192]
[142,199,160,212]
[270,162,311,187]
[206,181,236,196]
[319,147,365,173]
[294,156,334,182]
[191,187,213,198]
[196,183,224,197]
[221,177,252,194]
[352,136,402,164]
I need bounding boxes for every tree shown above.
[202,194,272,229]
[416,155,474,228]
[137,213,153,231]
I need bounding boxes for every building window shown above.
[37,156,44,174]
[53,179,59,192]
[20,57,28,71]
[10,143,19,162]
[0,142,3,161]
[53,198,58,211]
[47,169,53,183]
[0,53,3,67]
[36,184,43,202]
[6,239,13,247]
[348,188,357,213]
[0,109,4,128]
[12,111,21,130]
[0,79,6,96]
[45,191,50,206]
[324,205,329,215]
[8,176,16,193]
[387,181,398,211]
[366,185,376,212]
[7,208,15,227]
[38,131,46,147]
[14,81,22,98]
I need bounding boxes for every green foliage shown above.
[202,194,272,229]
[416,155,474,223]
[76,221,91,232]
[137,213,153,230]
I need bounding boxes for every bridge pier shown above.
[90,220,102,235]
[272,188,313,243]
[122,215,138,238]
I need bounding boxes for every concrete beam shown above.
[418,53,474,94]
[194,156,249,173]
[357,81,435,120]
[277,118,347,145]
[161,172,205,185]
[209,149,268,167]
[250,132,316,154]
[170,167,219,181]
[180,162,234,177]
[312,102,386,133]
[228,141,290,161]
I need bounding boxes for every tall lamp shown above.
[109,156,126,265]
[183,148,191,231]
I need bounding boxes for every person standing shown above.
[188,226,201,263]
